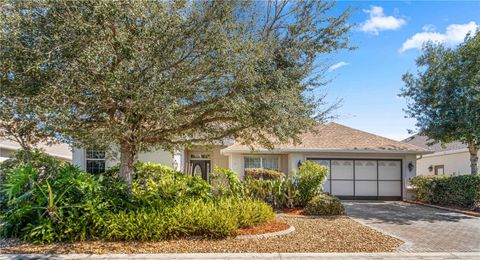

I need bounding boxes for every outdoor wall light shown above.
[428,165,433,172]
[408,161,414,172]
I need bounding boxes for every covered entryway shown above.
[308,158,402,200]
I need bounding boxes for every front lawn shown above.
[0,215,402,253]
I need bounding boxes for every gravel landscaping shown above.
[0,215,402,254]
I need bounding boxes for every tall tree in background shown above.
[400,31,480,174]
[1,0,353,190]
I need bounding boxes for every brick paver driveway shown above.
[344,201,480,252]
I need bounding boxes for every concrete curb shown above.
[404,200,480,217]
[235,225,295,239]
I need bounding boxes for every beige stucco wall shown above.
[417,150,471,176]
[184,145,229,171]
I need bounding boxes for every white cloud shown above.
[422,24,436,32]
[328,61,349,72]
[400,21,478,52]
[360,6,406,35]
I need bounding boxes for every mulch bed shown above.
[0,215,402,254]
[279,208,305,215]
[237,219,290,235]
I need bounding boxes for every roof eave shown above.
[221,148,433,155]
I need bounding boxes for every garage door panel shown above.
[378,161,401,180]
[331,160,353,179]
[355,160,377,180]
[331,180,353,196]
[355,181,377,196]
[308,158,402,200]
[379,181,402,196]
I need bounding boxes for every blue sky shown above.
[318,1,480,141]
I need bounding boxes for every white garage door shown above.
[308,159,402,200]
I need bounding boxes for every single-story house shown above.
[403,134,472,176]
[73,123,430,200]
[0,138,72,162]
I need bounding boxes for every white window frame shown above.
[85,148,106,174]
[244,155,280,171]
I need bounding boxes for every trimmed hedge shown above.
[304,193,344,215]
[245,168,285,180]
[410,174,480,210]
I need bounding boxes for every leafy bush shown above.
[107,162,212,203]
[243,176,297,208]
[245,168,285,180]
[0,163,127,243]
[1,157,275,243]
[97,198,273,240]
[304,193,344,215]
[297,161,328,206]
[221,161,328,208]
[411,174,480,210]
[210,167,245,197]
[0,149,66,178]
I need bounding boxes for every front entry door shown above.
[190,160,211,181]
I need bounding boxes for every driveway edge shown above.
[404,200,480,217]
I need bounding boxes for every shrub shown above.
[0,162,127,243]
[411,174,480,210]
[107,162,213,203]
[210,167,244,198]
[245,168,285,180]
[0,149,66,178]
[97,198,274,240]
[243,175,297,208]
[0,159,275,243]
[304,193,345,215]
[297,161,328,206]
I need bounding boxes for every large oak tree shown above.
[401,32,480,174]
[1,0,353,190]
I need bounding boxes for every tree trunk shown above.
[119,141,136,192]
[467,142,478,175]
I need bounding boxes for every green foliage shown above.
[0,162,127,243]
[0,150,67,213]
[245,168,285,180]
[304,193,345,215]
[411,175,480,210]
[210,162,328,209]
[243,175,299,208]
[210,167,245,198]
[400,32,480,174]
[107,162,212,204]
[0,0,352,188]
[1,160,274,243]
[297,161,328,206]
[0,149,66,179]
[95,198,273,241]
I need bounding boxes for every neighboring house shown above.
[73,123,430,200]
[403,134,472,176]
[0,138,73,162]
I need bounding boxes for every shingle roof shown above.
[222,123,430,154]
[402,134,467,153]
